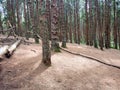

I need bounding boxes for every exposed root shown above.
[60,47,120,70]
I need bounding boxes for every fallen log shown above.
[5,40,21,58]
[0,26,15,32]
[0,45,9,58]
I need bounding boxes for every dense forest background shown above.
[0,1,120,89]
[0,0,120,51]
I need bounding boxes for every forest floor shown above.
[0,37,120,90]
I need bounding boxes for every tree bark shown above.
[85,0,89,45]
[60,0,66,48]
[51,0,60,52]
[113,0,118,49]
[41,0,51,66]
[73,0,77,43]
[104,0,111,48]
[16,0,21,36]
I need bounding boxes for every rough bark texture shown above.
[46,0,51,40]
[0,12,3,34]
[73,0,77,43]
[41,0,51,66]
[113,0,118,49]
[95,0,103,50]
[89,0,94,46]
[69,9,73,43]
[24,0,28,39]
[104,0,111,48]
[16,0,21,36]
[60,0,66,48]
[85,0,89,45]
[42,20,51,66]
[76,0,80,44]
[51,0,60,52]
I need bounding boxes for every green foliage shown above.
[34,34,39,44]
[94,41,98,48]
[62,43,67,48]
[54,47,61,52]
[53,43,61,52]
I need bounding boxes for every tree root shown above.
[60,47,120,70]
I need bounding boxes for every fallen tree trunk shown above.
[0,26,15,32]
[5,40,21,58]
[0,45,9,58]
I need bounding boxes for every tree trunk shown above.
[89,0,94,46]
[0,12,3,34]
[16,0,21,36]
[95,0,103,49]
[85,0,89,45]
[60,0,66,48]
[5,40,21,58]
[46,0,51,40]
[51,0,60,52]
[73,0,77,43]
[24,0,29,39]
[104,0,111,48]
[69,10,73,43]
[113,0,118,49]
[76,0,80,44]
[41,0,51,66]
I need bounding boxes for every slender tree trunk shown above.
[42,16,51,66]
[46,0,51,40]
[89,0,94,46]
[76,0,80,44]
[93,0,98,48]
[96,0,104,50]
[113,0,118,49]
[69,10,73,43]
[34,0,39,43]
[60,0,66,48]
[26,0,31,39]
[51,0,60,52]
[24,0,29,39]
[16,0,21,36]
[85,0,89,45]
[104,0,111,48]
[73,0,77,43]
[58,0,62,42]
[65,9,68,42]
[41,0,51,66]
[0,12,3,34]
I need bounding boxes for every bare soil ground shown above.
[0,40,120,90]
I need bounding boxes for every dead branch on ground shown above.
[60,47,120,70]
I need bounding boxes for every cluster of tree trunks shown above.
[2,0,120,50]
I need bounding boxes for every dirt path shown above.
[0,43,120,90]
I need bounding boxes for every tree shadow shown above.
[28,61,49,79]
[0,61,50,89]
[0,58,4,62]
